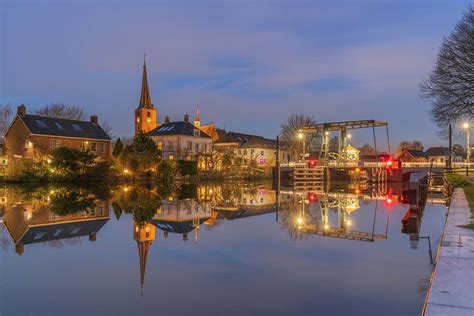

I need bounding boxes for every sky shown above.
[0,0,471,149]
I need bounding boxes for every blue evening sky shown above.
[0,0,470,148]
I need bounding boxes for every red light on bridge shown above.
[307,193,317,202]
[308,159,316,168]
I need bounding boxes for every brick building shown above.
[5,105,112,160]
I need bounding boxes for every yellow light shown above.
[463,122,470,129]
[347,134,352,139]
[355,168,360,173]
[123,169,130,174]
[297,132,304,139]
[325,131,329,136]
[346,220,352,226]
[47,159,51,164]
[324,224,329,230]
[297,217,303,225]
[50,190,54,194]
[355,189,360,194]
[123,187,129,192]
[209,188,214,194]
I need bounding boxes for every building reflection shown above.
[1,187,110,255]
[134,221,155,293]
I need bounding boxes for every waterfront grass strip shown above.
[446,173,474,229]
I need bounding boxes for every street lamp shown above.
[297,131,305,161]
[463,122,471,163]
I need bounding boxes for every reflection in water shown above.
[1,186,110,255]
[0,180,448,310]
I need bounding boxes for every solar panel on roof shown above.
[55,122,64,130]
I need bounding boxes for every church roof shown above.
[10,114,111,140]
[137,59,154,110]
[146,121,211,138]
[152,218,209,234]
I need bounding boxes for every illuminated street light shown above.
[297,131,305,161]
[297,132,304,139]
[463,122,471,162]
[297,217,303,225]
[347,134,352,140]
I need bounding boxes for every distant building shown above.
[424,147,464,164]
[397,149,428,163]
[214,131,291,167]
[5,105,112,160]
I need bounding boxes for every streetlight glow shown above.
[463,122,470,129]
[297,132,304,139]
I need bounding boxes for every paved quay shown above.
[425,188,474,315]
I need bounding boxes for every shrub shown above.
[177,160,198,176]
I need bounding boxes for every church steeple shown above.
[135,56,158,136]
[138,57,153,109]
[194,105,200,128]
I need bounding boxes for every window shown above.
[195,143,200,151]
[98,143,105,153]
[261,150,264,156]
[82,141,89,151]
[187,141,192,150]
[55,122,64,130]
[194,129,200,137]
[34,232,46,240]
[238,150,242,155]
[25,140,32,149]
[168,154,174,161]
[243,149,248,155]
[50,139,61,150]
[157,141,163,150]
[72,124,82,131]
[35,120,47,128]
[90,142,97,152]
[168,141,174,150]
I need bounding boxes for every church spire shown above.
[194,105,200,128]
[134,222,155,294]
[138,56,153,109]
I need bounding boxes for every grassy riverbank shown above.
[446,173,474,229]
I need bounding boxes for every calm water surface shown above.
[0,182,446,316]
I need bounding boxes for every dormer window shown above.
[194,129,200,137]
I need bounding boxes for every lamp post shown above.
[463,122,471,163]
[298,131,305,162]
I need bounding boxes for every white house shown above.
[146,114,212,161]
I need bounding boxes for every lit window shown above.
[157,142,163,150]
[194,129,200,137]
[82,141,89,151]
[238,150,242,155]
[195,143,200,150]
[168,154,174,161]
[243,149,248,155]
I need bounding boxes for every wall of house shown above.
[150,135,212,161]
[237,147,291,166]
[5,118,112,160]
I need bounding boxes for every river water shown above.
[0,182,447,316]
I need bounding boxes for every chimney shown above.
[164,116,170,124]
[184,113,189,122]
[17,104,26,116]
[90,115,98,124]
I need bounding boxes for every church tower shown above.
[135,58,157,136]
[134,221,156,293]
[193,106,200,128]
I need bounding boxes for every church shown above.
[134,59,216,161]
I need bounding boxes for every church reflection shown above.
[0,181,447,293]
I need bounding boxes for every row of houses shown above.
[397,147,466,164]
[2,60,289,169]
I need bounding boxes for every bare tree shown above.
[0,104,12,136]
[420,5,474,131]
[280,114,318,158]
[397,140,424,155]
[359,144,375,155]
[35,103,86,120]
